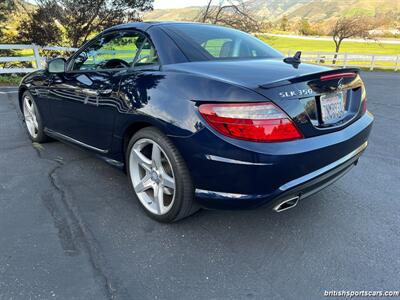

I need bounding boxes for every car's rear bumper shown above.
[169,112,373,210]
[195,141,365,210]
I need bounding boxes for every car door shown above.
[47,30,146,151]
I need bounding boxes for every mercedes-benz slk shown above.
[18,22,373,222]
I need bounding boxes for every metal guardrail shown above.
[0,44,78,74]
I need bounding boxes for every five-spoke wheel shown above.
[127,127,198,222]
[23,95,39,139]
[129,138,176,215]
[22,91,49,143]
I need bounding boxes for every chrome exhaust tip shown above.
[273,196,299,212]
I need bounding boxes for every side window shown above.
[201,38,233,58]
[201,38,260,59]
[134,39,159,67]
[72,31,145,71]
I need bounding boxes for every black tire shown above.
[22,91,50,143]
[126,127,199,223]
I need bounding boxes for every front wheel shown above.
[126,127,198,222]
[22,91,50,143]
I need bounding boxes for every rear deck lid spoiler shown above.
[259,68,360,89]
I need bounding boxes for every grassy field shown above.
[258,35,400,55]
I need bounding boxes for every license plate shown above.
[320,92,345,122]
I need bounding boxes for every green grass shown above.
[0,74,24,85]
[257,35,400,55]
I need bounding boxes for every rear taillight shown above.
[320,72,356,81]
[198,102,303,142]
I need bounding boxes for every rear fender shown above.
[117,70,268,139]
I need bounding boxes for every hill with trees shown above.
[143,0,399,35]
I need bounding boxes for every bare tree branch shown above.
[330,16,380,64]
[196,0,260,33]
[201,0,213,23]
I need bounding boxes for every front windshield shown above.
[163,23,283,61]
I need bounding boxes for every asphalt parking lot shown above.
[0,72,399,300]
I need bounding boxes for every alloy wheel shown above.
[129,138,176,215]
[23,96,39,138]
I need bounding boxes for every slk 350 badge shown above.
[279,89,313,98]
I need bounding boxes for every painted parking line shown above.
[0,91,18,94]
[0,86,18,90]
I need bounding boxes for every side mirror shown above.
[47,58,66,74]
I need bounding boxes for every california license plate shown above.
[320,92,345,122]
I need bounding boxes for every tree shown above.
[17,0,154,47]
[280,15,289,32]
[299,18,313,36]
[259,20,273,33]
[0,0,15,25]
[0,0,16,68]
[330,16,378,64]
[18,1,63,46]
[0,0,15,42]
[197,0,260,33]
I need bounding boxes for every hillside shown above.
[143,0,400,24]
[286,0,400,22]
[143,6,202,21]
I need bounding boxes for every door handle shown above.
[49,75,63,84]
[97,89,113,96]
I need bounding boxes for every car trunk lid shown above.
[253,67,365,138]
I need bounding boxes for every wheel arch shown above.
[122,121,157,163]
[120,119,188,171]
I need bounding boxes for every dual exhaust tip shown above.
[273,196,300,212]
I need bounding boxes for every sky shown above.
[153,0,209,9]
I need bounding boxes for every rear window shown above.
[162,23,282,61]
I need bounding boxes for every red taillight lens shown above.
[198,102,303,142]
[320,72,356,81]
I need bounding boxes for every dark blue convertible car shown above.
[19,22,373,222]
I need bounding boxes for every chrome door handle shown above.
[97,89,113,96]
[49,75,63,84]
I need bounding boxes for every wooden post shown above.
[332,52,338,65]
[287,49,291,57]
[370,55,375,71]
[32,44,42,69]
[316,52,320,65]
[395,55,399,72]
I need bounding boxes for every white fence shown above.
[0,44,77,74]
[286,50,399,71]
[0,44,399,73]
